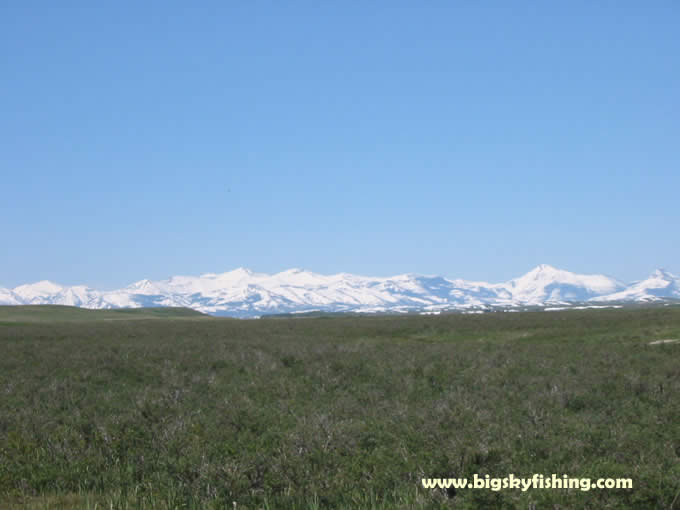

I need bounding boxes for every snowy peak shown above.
[273,268,328,287]
[13,280,65,301]
[508,265,625,304]
[7,280,104,307]
[524,263,561,276]
[224,267,254,278]
[213,267,258,285]
[513,264,618,287]
[14,279,63,293]
[1,265,678,316]
[593,268,680,302]
[649,268,676,281]
[127,279,157,292]
[0,287,21,305]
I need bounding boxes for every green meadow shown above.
[1,305,679,509]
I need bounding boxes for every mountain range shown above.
[1,265,678,318]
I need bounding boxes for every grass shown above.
[0,305,208,324]
[1,305,679,508]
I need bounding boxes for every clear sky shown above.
[2,2,679,289]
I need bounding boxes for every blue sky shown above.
[2,2,679,289]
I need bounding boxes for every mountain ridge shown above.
[1,265,678,317]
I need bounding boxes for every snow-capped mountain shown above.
[11,280,104,308]
[1,265,678,317]
[0,287,21,305]
[506,264,625,304]
[591,269,680,303]
[12,280,65,303]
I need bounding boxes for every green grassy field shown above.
[0,305,208,324]
[1,305,679,509]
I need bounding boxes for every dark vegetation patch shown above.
[1,308,679,508]
[0,305,208,322]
